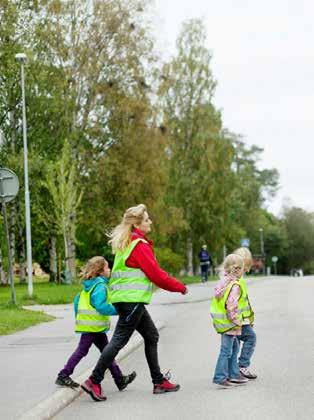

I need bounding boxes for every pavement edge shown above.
[18,321,165,420]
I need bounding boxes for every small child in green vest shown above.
[55,256,136,392]
[210,253,249,388]
[233,247,257,379]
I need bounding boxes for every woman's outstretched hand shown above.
[181,287,188,295]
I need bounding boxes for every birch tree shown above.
[42,140,82,281]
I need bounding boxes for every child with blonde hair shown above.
[210,254,249,388]
[55,256,136,392]
[233,247,257,379]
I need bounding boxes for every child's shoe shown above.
[153,371,180,394]
[81,378,107,401]
[239,367,257,379]
[228,375,249,385]
[213,379,235,389]
[115,371,137,391]
[55,374,79,388]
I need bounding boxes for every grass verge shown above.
[0,282,82,306]
[0,281,80,336]
[0,303,55,335]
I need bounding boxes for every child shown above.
[55,256,136,392]
[233,247,257,380]
[210,254,249,388]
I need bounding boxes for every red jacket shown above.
[126,228,187,294]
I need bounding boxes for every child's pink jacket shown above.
[214,272,242,335]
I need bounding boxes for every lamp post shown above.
[259,228,265,274]
[15,53,33,297]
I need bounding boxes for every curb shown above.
[19,320,165,420]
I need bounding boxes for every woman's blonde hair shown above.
[223,253,244,276]
[233,247,253,272]
[108,204,147,253]
[80,256,107,280]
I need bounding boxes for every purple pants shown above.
[59,333,122,381]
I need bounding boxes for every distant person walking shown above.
[81,204,188,402]
[55,256,136,391]
[210,253,248,388]
[199,245,213,282]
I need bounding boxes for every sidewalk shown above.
[0,281,216,420]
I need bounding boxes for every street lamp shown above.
[259,228,265,274]
[15,53,33,297]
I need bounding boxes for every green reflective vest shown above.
[239,276,254,324]
[210,280,248,334]
[109,238,153,304]
[75,281,110,333]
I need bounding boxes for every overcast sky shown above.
[152,0,314,216]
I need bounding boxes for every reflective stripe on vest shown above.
[111,270,146,279]
[111,283,152,291]
[210,304,251,320]
[76,320,110,327]
[110,238,153,304]
[75,280,111,333]
[213,320,238,330]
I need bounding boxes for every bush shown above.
[154,247,184,275]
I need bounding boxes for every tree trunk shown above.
[67,237,76,281]
[0,246,7,285]
[18,233,27,283]
[16,200,26,283]
[186,234,194,276]
[63,232,69,271]
[49,235,57,283]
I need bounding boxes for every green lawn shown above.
[0,281,82,306]
[0,281,81,336]
[0,304,54,335]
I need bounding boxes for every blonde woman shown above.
[82,204,188,402]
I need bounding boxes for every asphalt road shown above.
[54,276,314,420]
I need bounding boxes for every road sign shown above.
[272,256,278,263]
[0,168,19,304]
[0,168,19,202]
[240,238,250,248]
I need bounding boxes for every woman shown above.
[82,204,188,401]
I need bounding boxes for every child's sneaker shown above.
[115,371,137,391]
[213,379,235,389]
[229,375,249,385]
[239,367,257,379]
[81,378,107,401]
[55,374,79,388]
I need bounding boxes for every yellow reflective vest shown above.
[210,280,248,334]
[109,239,153,304]
[75,281,110,333]
[239,276,254,324]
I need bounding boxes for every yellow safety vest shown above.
[75,280,110,333]
[210,280,248,333]
[239,276,254,324]
[109,239,153,304]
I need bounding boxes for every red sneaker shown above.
[81,378,107,402]
[153,372,180,394]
